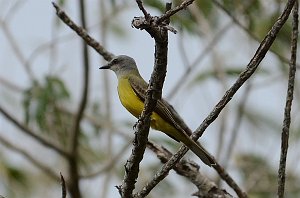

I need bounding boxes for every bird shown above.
[99,55,215,166]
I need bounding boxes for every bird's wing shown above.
[129,76,215,166]
[128,76,192,136]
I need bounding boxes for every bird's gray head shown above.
[99,55,140,78]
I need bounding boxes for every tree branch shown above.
[157,0,195,24]
[0,133,59,181]
[67,0,90,197]
[193,0,296,139]
[277,2,298,198]
[52,2,114,61]
[166,22,233,99]
[0,105,69,158]
[211,0,300,69]
[118,2,172,197]
[145,141,233,198]
[60,173,67,198]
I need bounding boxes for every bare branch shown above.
[213,161,247,198]
[0,21,35,80]
[144,141,233,198]
[0,133,59,181]
[157,0,195,24]
[67,0,91,197]
[278,2,298,198]
[135,0,150,19]
[52,2,114,61]
[80,142,131,179]
[119,3,172,197]
[211,0,300,69]
[222,83,252,168]
[194,0,296,139]
[0,105,69,158]
[0,77,24,92]
[60,173,67,198]
[167,22,233,100]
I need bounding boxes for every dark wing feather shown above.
[128,76,192,136]
[129,77,215,166]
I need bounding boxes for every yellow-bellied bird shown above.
[100,55,215,166]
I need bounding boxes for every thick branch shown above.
[145,141,233,198]
[119,3,171,197]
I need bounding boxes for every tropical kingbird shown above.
[100,55,215,166]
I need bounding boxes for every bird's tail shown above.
[185,140,215,166]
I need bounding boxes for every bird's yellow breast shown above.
[117,77,178,137]
[117,77,144,118]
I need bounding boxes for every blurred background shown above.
[0,0,299,197]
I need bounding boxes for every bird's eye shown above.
[111,59,118,64]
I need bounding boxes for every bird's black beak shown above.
[99,64,110,69]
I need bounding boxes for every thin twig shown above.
[0,133,59,181]
[68,0,90,197]
[60,173,67,198]
[194,0,296,139]
[99,1,113,198]
[277,1,298,198]
[0,105,69,158]
[81,141,131,179]
[0,21,35,80]
[3,0,25,22]
[211,0,300,69]
[136,0,150,19]
[29,1,127,68]
[213,161,247,198]
[166,22,233,99]
[52,2,114,61]
[0,77,23,92]
[222,83,252,169]
[157,0,195,24]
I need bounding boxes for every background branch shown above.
[193,0,296,139]
[67,0,90,197]
[0,133,59,181]
[0,105,69,157]
[52,2,114,61]
[277,2,298,197]
[211,0,300,68]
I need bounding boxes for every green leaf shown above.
[22,76,70,131]
[6,165,28,187]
